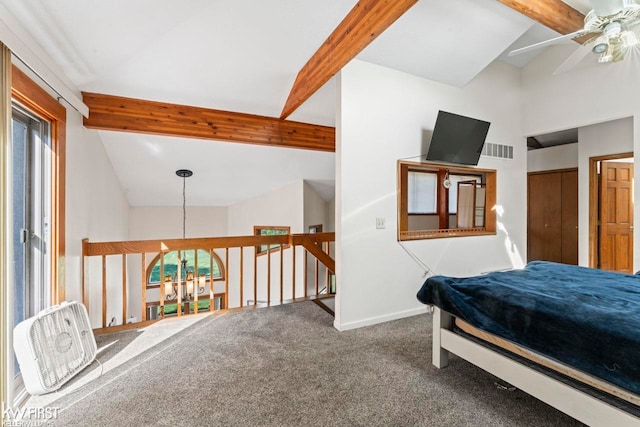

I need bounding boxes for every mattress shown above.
[417,261,640,396]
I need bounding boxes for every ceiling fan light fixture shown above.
[604,21,623,38]
[592,35,610,53]
[598,42,616,63]
[621,30,640,47]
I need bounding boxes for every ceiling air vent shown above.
[481,142,513,160]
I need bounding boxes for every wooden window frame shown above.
[254,225,291,256]
[397,160,496,241]
[308,224,323,233]
[11,65,66,304]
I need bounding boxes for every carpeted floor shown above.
[41,302,582,426]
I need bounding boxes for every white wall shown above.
[577,118,634,266]
[522,45,640,270]
[303,182,328,232]
[527,143,578,172]
[227,181,305,307]
[65,111,130,328]
[336,60,527,330]
[522,45,640,135]
[327,198,336,233]
[129,207,227,240]
[303,182,330,294]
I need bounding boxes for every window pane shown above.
[149,249,222,283]
[255,227,289,253]
[408,171,437,214]
[449,175,481,213]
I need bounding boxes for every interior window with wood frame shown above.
[398,160,496,240]
[254,226,291,255]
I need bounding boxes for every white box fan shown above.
[14,301,97,395]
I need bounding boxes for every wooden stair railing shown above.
[82,232,335,332]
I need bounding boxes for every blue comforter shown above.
[417,261,640,396]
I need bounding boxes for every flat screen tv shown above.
[426,110,490,166]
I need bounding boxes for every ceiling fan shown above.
[509,0,640,65]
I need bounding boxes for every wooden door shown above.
[528,172,562,262]
[561,170,578,265]
[599,162,634,273]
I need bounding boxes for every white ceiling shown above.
[1,0,589,207]
[358,0,536,86]
[101,132,335,207]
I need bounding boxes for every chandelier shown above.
[162,169,206,312]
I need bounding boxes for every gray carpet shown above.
[43,302,582,426]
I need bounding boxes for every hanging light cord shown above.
[182,175,186,239]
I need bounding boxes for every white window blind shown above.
[408,171,437,214]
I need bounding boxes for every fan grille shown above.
[29,303,95,390]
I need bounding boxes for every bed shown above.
[417,261,640,426]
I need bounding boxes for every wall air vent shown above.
[481,142,513,160]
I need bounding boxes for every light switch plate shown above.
[376,218,386,229]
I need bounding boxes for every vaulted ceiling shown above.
[1,0,588,206]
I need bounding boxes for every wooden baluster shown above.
[315,254,319,296]
[194,249,199,314]
[280,244,284,303]
[160,253,165,318]
[141,252,147,321]
[102,255,107,328]
[210,249,214,312]
[254,247,258,306]
[292,244,296,301]
[324,242,330,294]
[225,248,229,310]
[82,239,88,311]
[177,250,182,316]
[267,245,272,305]
[304,251,308,299]
[240,247,244,308]
[122,254,127,325]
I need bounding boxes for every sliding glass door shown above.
[11,103,52,400]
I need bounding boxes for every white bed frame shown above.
[432,307,640,427]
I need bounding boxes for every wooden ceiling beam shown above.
[497,0,585,35]
[83,92,335,152]
[280,0,418,120]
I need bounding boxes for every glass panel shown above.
[30,118,51,315]
[149,249,222,283]
[11,117,28,378]
[408,171,437,214]
[257,228,289,253]
[449,175,481,213]
[11,106,52,381]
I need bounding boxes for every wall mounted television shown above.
[426,111,491,166]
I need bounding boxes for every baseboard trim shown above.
[334,306,428,331]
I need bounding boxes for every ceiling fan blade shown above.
[588,0,625,17]
[625,18,640,33]
[508,29,592,57]
[553,36,600,74]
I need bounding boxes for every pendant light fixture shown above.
[176,168,193,239]
[164,169,196,303]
